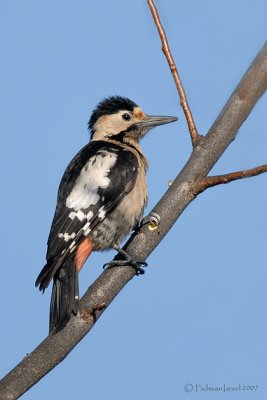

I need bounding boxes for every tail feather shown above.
[35,254,66,292]
[49,254,79,333]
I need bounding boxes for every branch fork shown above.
[191,164,267,196]
[147,0,267,193]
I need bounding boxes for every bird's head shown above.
[88,96,177,143]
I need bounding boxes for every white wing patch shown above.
[58,232,76,242]
[98,206,106,220]
[66,150,117,211]
[57,150,116,248]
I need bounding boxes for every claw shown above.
[103,259,147,275]
[129,260,147,275]
[103,246,148,275]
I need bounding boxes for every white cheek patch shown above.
[66,150,117,211]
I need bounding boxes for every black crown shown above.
[88,96,138,133]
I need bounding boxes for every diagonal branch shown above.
[1,22,267,400]
[147,0,201,147]
[191,164,267,195]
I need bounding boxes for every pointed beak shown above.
[138,115,178,129]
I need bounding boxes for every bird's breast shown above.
[92,165,148,249]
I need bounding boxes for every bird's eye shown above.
[122,113,131,121]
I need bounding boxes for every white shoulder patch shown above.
[66,150,117,211]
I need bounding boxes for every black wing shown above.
[36,140,138,290]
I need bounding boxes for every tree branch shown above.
[147,0,201,147]
[191,164,267,194]
[1,21,267,400]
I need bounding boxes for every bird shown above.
[35,96,177,333]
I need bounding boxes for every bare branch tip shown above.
[147,0,199,148]
[191,164,267,194]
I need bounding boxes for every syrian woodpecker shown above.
[35,96,177,333]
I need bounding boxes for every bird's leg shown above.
[133,212,161,234]
[103,244,147,275]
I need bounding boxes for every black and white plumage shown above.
[36,96,177,333]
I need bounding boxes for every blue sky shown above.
[1,1,267,399]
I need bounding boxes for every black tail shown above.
[35,254,79,334]
[49,254,79,333]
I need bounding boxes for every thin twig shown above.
[147,0,201,147]
[191,164,267,195]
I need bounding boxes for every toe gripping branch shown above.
[103,212,161,275]
[103,246,147,275]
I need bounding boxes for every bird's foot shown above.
[103,246,147,275]
[103,258,147,275]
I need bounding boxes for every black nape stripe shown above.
[109,128,145,161]
[109,131,125,143]
[109,124,138,143]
